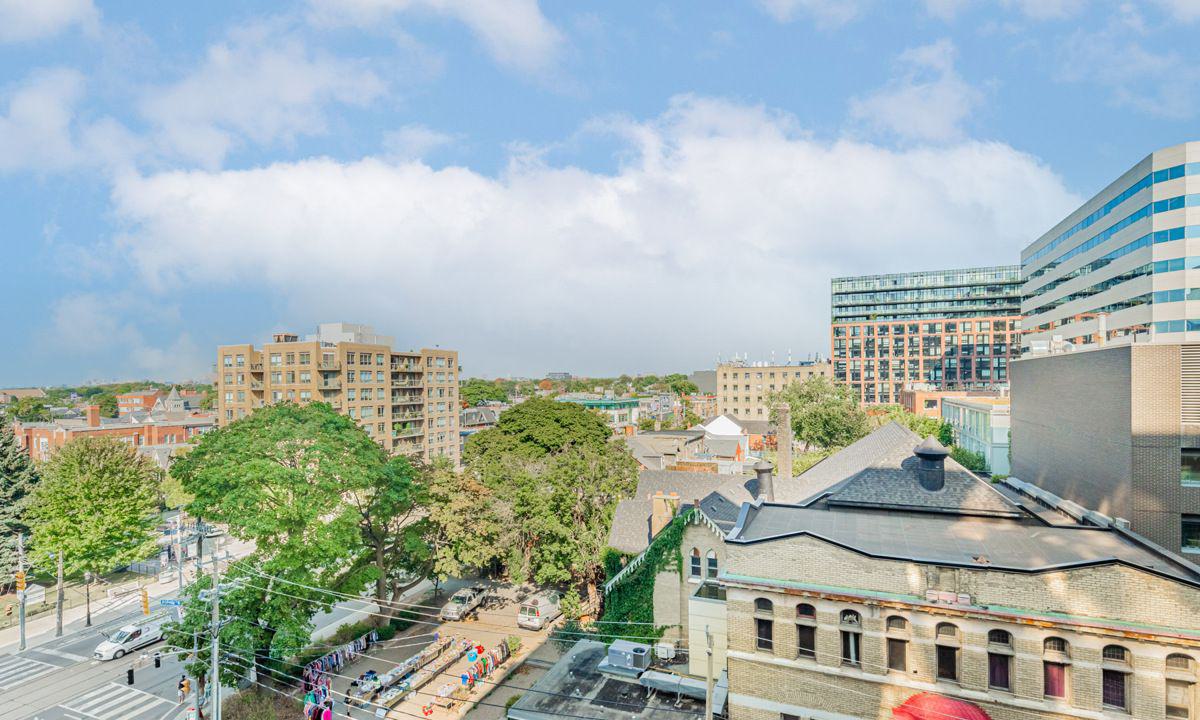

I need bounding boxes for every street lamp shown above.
[84,571,92,627]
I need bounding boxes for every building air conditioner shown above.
[655,640,677,660]
[609,640,652,671]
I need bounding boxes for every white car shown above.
[439,586,486,621]
[93,619,165,660]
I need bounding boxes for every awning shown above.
[892,693,991,720]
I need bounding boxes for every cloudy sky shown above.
[2,0,1198,384]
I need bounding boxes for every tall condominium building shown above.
[215,323,460,464]
[831,266,1023,404]
[715,360,831,420]
[1020,141,1200,349]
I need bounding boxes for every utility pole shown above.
[705,626,714,720]
[16,533,26,651]
[175,513,185,592]
[209,544,221,720]
[54,550,64,638]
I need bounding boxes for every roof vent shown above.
[913,437,949,492]
[753,460,774,503]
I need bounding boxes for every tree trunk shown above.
[374,544,389,625]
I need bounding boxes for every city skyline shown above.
[3,2,1200,384]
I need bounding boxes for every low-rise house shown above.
[625,430,705,471]
[12,401,216,462]
[0,387,46,405]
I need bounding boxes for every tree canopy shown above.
[464,397,611,461]
[871,404,954,445]
[0,424,39,584]
[770,375,870,450]
[460,378,508,407]
[26,437,158,577]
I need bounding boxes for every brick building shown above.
[116,389,163,416]
[216,323,460,464]
[605,423,1200,720]
[13,402,216,462]
[831,266,1022,405]
[716,361,831,420]
[1012,341,1200,556]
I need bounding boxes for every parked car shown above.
[439,585,486,621]
[517,591,562,630]
[93,615,167,660]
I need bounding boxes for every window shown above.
[935,624,960,682]
[1167,655,1196,720]
[705,551,718,578]
[988,630,1013,691]
[793,602,816,658]
[754,598,774,652]
[1184,515,1200,554]
[887,637,907,672]
[1043,637,1070,699]
[689,548,701,578]
[1183,450,1200,486]
[1103,645,1131,711]
[839,610,861,667]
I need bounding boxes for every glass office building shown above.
[830,266,1022,404]
[1020,141,1200,349]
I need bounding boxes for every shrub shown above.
[506,635,522,655]
[505,694,522,710]
[223,689,302,720]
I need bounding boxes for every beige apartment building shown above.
[715,361,831,420]
[215,323,460,464]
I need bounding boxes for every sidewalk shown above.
[0,535,255,654]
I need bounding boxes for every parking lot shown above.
[322,581,566,720]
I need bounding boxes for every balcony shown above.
[393,411,423,420]
[392,427,423,439]
[391,362,422,372]
[250,363,263,372]
[319,380,342,390]
[391,380,422,388]
[319,360,341,370]
[250,380,263,389]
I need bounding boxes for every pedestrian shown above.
[322,699,333,720]
[177,675,188,704]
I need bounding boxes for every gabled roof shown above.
[607,469,746,555]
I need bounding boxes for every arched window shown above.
[753,598,774,653]
[689,548,701,578]
[987,630,1013,691]
[1102,645,1132,711]
[705,550,718,578]
[1166,654,1196,720]
[935,624,960,682]
[1043,638,1071,700]
[795,604,816,659]
[840,610,862,667]
[886,617,908,672]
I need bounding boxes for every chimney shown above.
[913,437,949,492]
[753,460,774,503]
[650,492,680,537]
[776,402,793,480]
[85,404,101,428]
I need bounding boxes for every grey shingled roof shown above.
[607,469,745,554]
[703,436,743,458]
[737,420,776,436]
[821,430,1021,517]
[725,505,1200,587]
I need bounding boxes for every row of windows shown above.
[830,268,1021,294]
[1154,320,1200,334]
[833,320,1017,337]
[750,599,1197,716]
[1024,162,1199,266]
[1025,264,1153,319]
[1029,293,1152,334]
[1026,197,1200,281]
[832,285,1020,308]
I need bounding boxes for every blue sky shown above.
[1,0,1198,385]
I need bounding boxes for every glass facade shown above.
[830,266,1021,404]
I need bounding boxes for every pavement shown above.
[0,535,254,720]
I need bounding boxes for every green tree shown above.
[464,397,610,462]
[872,405,954,445]
[460,378,508,407]
[427,462,503,581]
[951,445,988,473]
[91,392,119,418]
[0,424,39,585]
[26,437,159,578]
[8,397,50,422]
[662,373,698,396]
[770,376,870,450]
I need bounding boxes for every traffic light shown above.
[140,588,150,615]
[14,571,25,592]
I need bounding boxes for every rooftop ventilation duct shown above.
[913,437,949,492]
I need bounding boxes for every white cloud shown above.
[0,0,98,43]
[848,39,983,143]
[140,24,387,168]
[307,0,563,74]
[0,68,85,173]
[923,0,969,21]
[753,0,865,27]
[1057,4,1198,118]
[42,294,207,381]
[108,96,1078,376]
[382,123,456,159]
[1002,0,1084,20]
[1154,0,1200,22]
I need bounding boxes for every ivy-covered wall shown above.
[597,508,693,643]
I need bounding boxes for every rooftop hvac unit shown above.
[609,640,652,671]
[655,640,677,660]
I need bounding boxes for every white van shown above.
[517,592,561,630]
[93,615,166,660]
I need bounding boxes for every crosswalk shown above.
[60,683,173,720]
[0,653,56,690]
